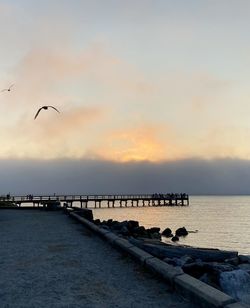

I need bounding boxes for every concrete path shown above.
[0,210,195,307]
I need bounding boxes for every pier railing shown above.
[0,193,189,208]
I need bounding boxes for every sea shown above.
[91,195,250,256]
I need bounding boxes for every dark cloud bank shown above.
[1,158,250,195]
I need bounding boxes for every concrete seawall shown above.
[68,209,247,308]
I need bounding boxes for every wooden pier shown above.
[1,193,189,208]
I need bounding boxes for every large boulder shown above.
[93,219,101,225]
[175,227,188,236]
[127,220,139,230]
[133,226,147,237]
[182,261,206,278]
[238,263,250,273]
[106,219,113,227]
[149,232,161,240]
[220,269,250,305]
[147,227,161,240]
[148,227,160,233]
[171,235,179,242]
[239,255,250,264]
[120,225,130,236]
[199,272,220,289]
[162,228,173,237]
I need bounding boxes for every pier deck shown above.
[2,193,189,208]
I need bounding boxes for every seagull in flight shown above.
[1,84,14,92]
[34,105,60,120]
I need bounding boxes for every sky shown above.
[1,0,250,194]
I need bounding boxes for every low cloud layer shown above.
[1,158,250,195]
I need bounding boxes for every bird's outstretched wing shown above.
[48,106,60,113]
[1,84,14,92]
[34,107,43,120]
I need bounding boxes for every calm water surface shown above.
[92,196,250,255]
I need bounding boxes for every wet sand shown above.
[0,209,195,307]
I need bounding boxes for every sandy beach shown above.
[0,209,194,307]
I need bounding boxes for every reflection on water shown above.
[90,196,250,255]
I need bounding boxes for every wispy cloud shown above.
[0,42,160,160]
[1,105,103,159]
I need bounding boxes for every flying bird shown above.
[1,84,14,92]
[34,105,60,119]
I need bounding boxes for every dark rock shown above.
[171,236,179,242]
[133,226,146,234]
[175,227,188,237]
[127,220,139,230]
[106,219,113,226]
[225,257,239,266]
[173,255,194,267]
[94,219,101,225]
[239,255,250,264]
[110,221,122,230]
[115,221,129,230]
[219,269,250,304]
[203,262,236,278]
[148,227,161,234]
[200,273,220,289]
[163,257,175,265]
[150,232,161,240]
[238,263,250,273]
[132,226,149,238]
[101,225,110,230]
[110,220,119,226]
[130,240,238,262]
[120,225,130,236]
[182,261,206,278]
[162,228,173,237]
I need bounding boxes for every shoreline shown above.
[69,207,250,307]
[0,205,249,306]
